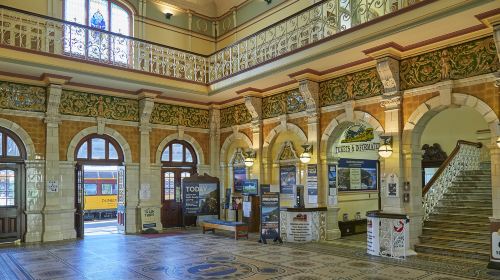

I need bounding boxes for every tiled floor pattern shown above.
[1,231,500,280]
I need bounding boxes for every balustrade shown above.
[0,0,422,84]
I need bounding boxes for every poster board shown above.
[279,165,296,194]
[286,212,313,242]
[242,179,258,195]
[182,173,220,223]
[233,167,246,192]
[260,192,281,243]
[337,159,378,192]
[306,165,318,204]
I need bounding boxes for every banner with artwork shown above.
[183,182,219,215]
[280,165,296,194]
[233,167,246,192]
[337,159,378,192]
[260,192,280,241]
[306,165,318,204]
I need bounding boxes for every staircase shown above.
[415,165,491,261]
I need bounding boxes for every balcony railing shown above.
[0,0,423,85]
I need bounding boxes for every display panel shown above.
[337,159,378,192]
[233,167,246,192]
[242,179,258,195]
[280,165,296,194]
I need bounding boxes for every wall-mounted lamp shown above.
[265,0,273,4]
[496,136,500,148]
[299,144,313,163]
[378,136,393,158]
[165,12,173,20]
[244,149,256,167]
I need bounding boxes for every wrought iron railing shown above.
[422,141,483,221]
[0,0,423,84]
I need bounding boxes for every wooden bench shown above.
[202,219,248,240]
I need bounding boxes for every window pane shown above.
[109,143,118,159]
[164,172,174,200]
[0,132,3,156]
[102,184,113,194]
[84,184,98,195]
[91,138,106,159]
[89,0,109,30]
[172,144,183,162]
[0,170,15,206]
[77,141,88,159]
[6,137,20,157]
[111,4,130,35]
[161,147,170,162]
[185,150,193,162]
[64,0,86,55]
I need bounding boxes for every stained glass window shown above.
[172,144,183,162]
[164,172,175,200]
[75,134,123,162]
[63,0,131,60]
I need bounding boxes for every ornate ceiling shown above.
[161,0,248,17]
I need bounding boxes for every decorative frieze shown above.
[0,81,46,112]
[262,89,306,119]
[319,68,383,107]
[150,103,209,129]
[220,103,252,128]
[59,90,139,122]
[400,36,499,90]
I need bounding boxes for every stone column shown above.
[125,162,140,233]
[136,91,161,232]
[244,96,263,183]
[41,76,75,241]
[209,107,221,177]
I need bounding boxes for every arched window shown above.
[74,134,124,164]
[161,141,197,167]
[64,0,132,63]
[0,127,26,162]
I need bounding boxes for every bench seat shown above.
[202,219,248,240]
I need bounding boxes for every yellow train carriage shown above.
[84,195,117,211]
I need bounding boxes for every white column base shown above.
[326,207,341,240]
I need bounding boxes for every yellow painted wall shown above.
[420,106,490,155]
[2,0,48,15]
[338,192,379,221]
[269,130,306,186]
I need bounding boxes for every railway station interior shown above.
[0,0,499,279]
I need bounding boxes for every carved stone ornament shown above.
[376,57,400,94]
[232,148,246,165]
[421,143,448,162]
[278,141,298,162]
[380,96,401,110]
[299,79,319,111]
[244,96,262,120]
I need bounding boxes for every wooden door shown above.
[161,169,192,228]
[0,165,21,242]
[75,164,84,238]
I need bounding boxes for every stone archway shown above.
[155,133,205,166]
[0,118,36,160]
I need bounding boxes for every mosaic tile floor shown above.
[1,230,500,280]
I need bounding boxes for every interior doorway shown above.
[160,140,196,228]
[74,134,125,238]
[0,128,26,243]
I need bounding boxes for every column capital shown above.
[376,56,400,95]
[244,96,262,121]
[298,78,319,112]
[380,95,402,110]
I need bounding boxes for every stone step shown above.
[433,206,492,216]
[442,193,492,200]
[427,213,490,223]
[460,170,491,176]
[451,181,492,187]
[418,236,490,249]
[414,243,490,261]
[422,227,489,242]
[438,199,491,208]
[454,176,491,182]
[447,187,491,194]
[425,220,490,232]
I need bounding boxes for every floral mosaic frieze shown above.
[0,81,46,112]
[400,36,499,90]
[220,103,252,128]
[150,103,209,129]
[262,89,306,119]
[59,90,139,121]
[319,68,383,107]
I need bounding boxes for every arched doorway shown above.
[74,134,125,237]
[0,127,26,243]
[160,140,197,228]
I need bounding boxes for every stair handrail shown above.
[422,140,482,221]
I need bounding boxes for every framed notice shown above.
[337,159,378,192]
[233,167,246,192]
[280,165,296,194]
[182,173,220,218]
[260,192,281,243]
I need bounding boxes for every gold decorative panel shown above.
[262,89,306,119]
[319,68,383,107]
[0,81,46,112]
[400,36,499,90]
[220,103,252,128]
[59,90,139,121]
[150,103,209,129]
